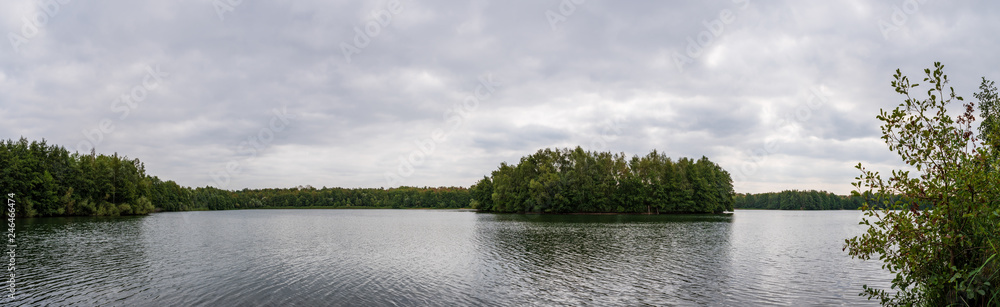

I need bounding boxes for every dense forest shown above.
[164,185,471,211]
[0,138,155,217]
[9,138,882,217]
[734,190,860,210]
[733,190,907,210]
[470,147,735,214]
[0,138,470,217]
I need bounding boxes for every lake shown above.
[6,209,892,306]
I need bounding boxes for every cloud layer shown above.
[3,0,999,194]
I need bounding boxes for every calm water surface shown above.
[6,209,891,306]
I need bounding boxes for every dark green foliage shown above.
[470,147,734,214]
[154,182,470,212]
[0,138,155,217]
[733,190,903,210]
[0,137,474,217]
[194,186,472,210]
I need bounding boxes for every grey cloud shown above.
[3,0,999,195]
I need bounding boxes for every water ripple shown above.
[5,210,892,306]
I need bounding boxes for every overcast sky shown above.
[2,0,998,194]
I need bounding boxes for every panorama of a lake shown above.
[9,209,892,306]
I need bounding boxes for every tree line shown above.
[470,147,735,214]
[732,190,905,210]
[0,138,154,217]
[0,137,471,217]
[159,185,472,211]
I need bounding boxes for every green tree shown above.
[473,147,733,214]
[976,78,1000,152]
[733,190,858,210]
[845,63,1000,306]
